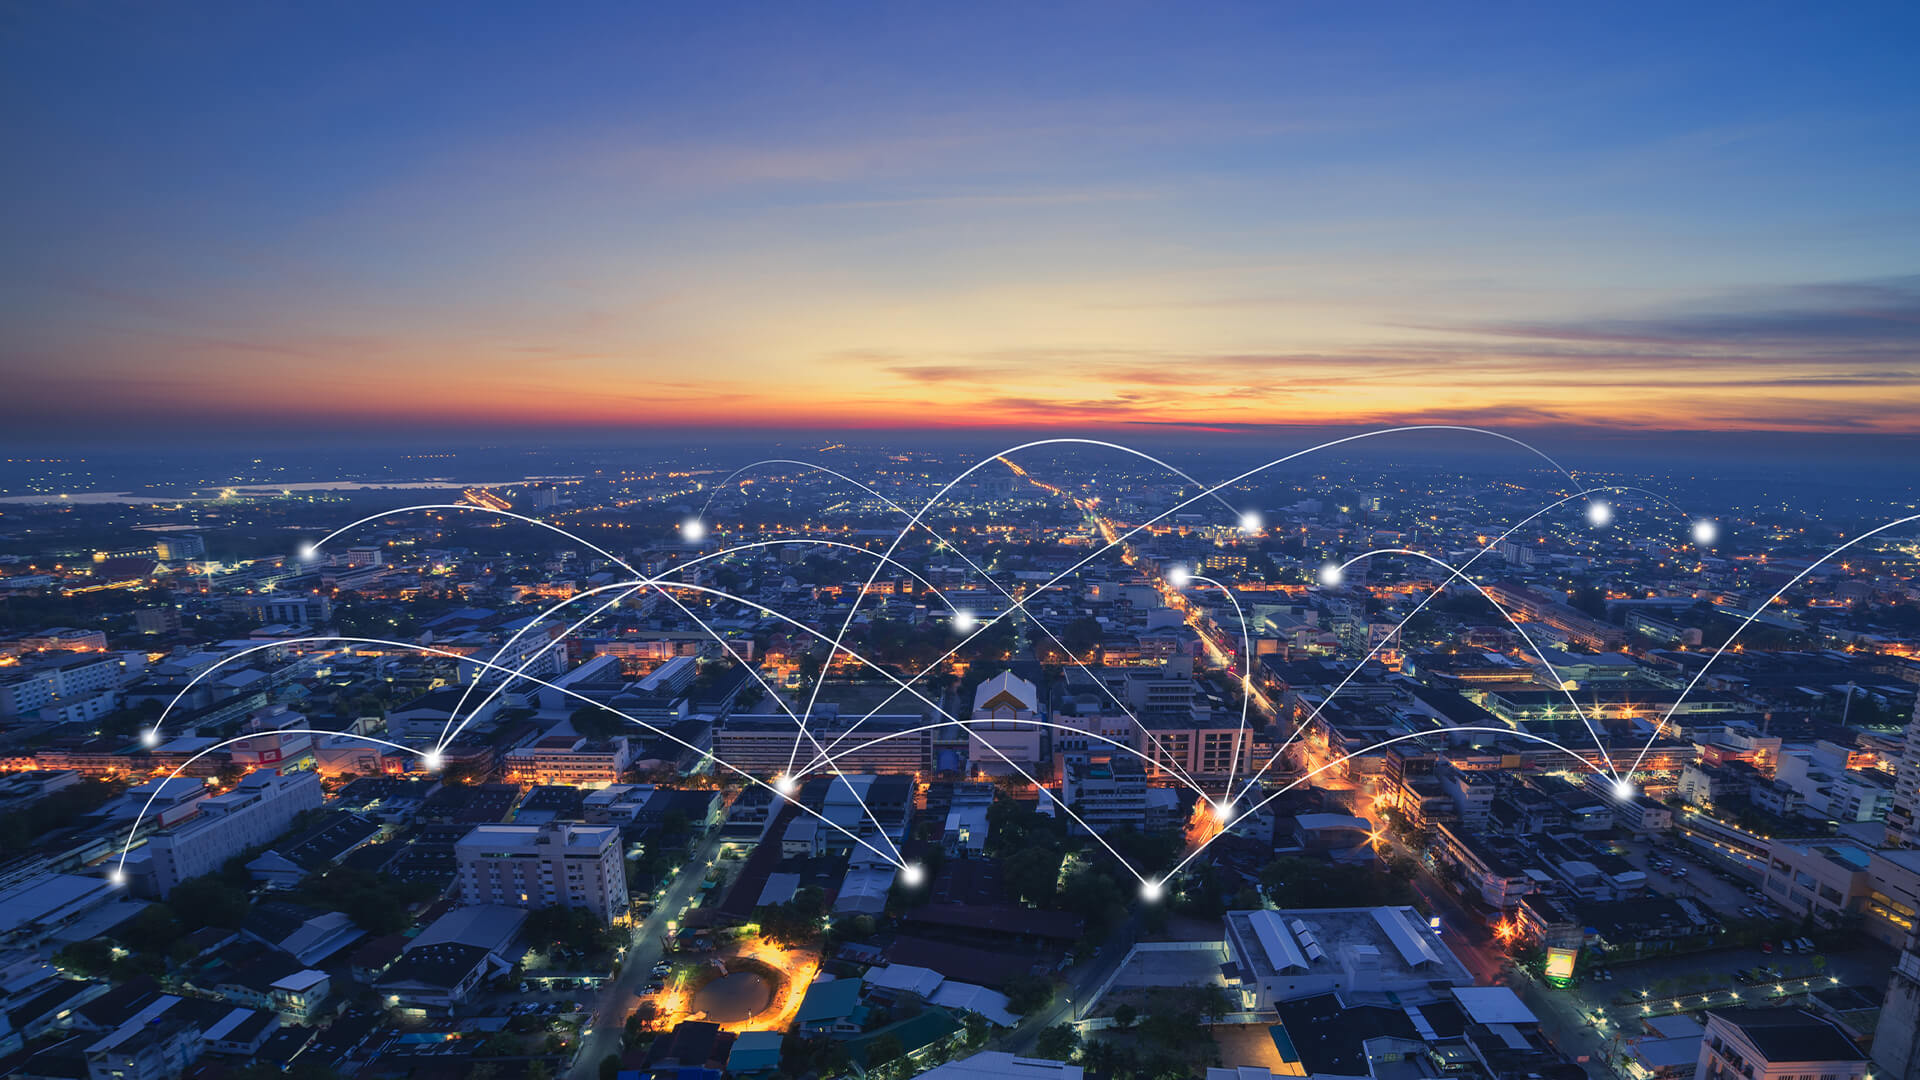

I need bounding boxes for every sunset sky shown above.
[3,3,1917,439]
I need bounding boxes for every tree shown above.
[1112,1002,1138,1031]
[867,1033,905,1068]
[1003,974,1054,1015]
[598,1053,621,1080]
[1034,1025,1080,1061]
[1002,846,1063,907]
[755,886,827,947]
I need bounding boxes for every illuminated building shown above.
[127,770,324,897]
[455,821,628,923]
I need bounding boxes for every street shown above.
[567,827,728,1079]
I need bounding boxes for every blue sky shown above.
[2,2,1916,434]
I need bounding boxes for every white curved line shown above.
[1625,512,1920,775]
[1169,725,1608,879]
[113,728,426,877]
[1322,547,1615,774]
[115,638,913,870]
[431,537,963,750]
[1233,484,1678,802]
[697,457,1208,793]
[808,427,1587,771]
[1189,575,1255,796]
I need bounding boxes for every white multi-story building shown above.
[715,709,930,776]
[130,770,323,897]
[0,652,132,719]
[1698,1007,1866,1080]
[504,733,632,788]
[968,671,1044,775]
[456,822,628,923]
[1886,693,1920,848]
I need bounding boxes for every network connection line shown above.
[116,638,915,872]
[113,728,430,881]
[807,427,1591,770]
[698,457,1210,794]
[1625,511,1920,776]
[1186,574,1256,802]
[427,537,966,751]
[1168,725,1611,881]
[1232,484,1698,804]
[787,427,1573,781]
[1326,547,1619,778]
[302,513,971,855]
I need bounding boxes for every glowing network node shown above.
[1587,501,1614,527]
[1166,564,1193,589]
[421,750,444,772]
[1611,779,1636,801]
[951,610,977,633]
[774,774,797,796]
[1238,509,1263,535]
[1692,520,1718,545]
[1214,799,1235,821]
[141,729,161,748]
[899,863,926,887]
[1317,562,1343,588]
[680,517,707,542]
[108,869,127,887]
[297,542,320,563]
[1140,879,1165,903]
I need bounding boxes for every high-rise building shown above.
[455,822,628,923]
[1886,690,1920,848]
[1875,943,1920,1080]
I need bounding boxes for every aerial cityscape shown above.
[3,5,1919,1080]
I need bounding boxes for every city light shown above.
[1238,509,1263,535]
[1612,779,1635,801]
[421,750,443,771]
[899,862,925,886]
[141,728,160,748]
[951,609,977,633]
[773,774,797,796]
[108,869,126,886]
[297,542,320,562]
[1140,879,1164,902]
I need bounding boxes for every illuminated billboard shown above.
[1544,946,1578,987]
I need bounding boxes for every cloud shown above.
[1426,275,1920,349]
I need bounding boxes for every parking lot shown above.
[1610,835,1771,917]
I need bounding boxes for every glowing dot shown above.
[1692,520,1718,545]
[1318,562,1343,588]
[680,518,706,542]
[900,863,925,887]
[774,775,797,796]
[1166,565,1193,589]
[1238,510,1263,535]
[1612,779,1635,801]
[1588,501,1613,527]
[422,751,443,771]
[109,869,127,887]
[951,610,976,633]
[297,542,320,562]
[1140,879,1164,902]
[1214,799,1235,821]
[141,729,160,748]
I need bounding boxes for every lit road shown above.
[568,826,727,1079]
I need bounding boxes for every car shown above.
[1673,868,1689,877]
[519,982,531,994]
[644,981,664,994]
[1761,941,1774,953]
[1798,937,1816,952]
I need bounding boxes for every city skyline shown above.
[4,3,1919,437]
